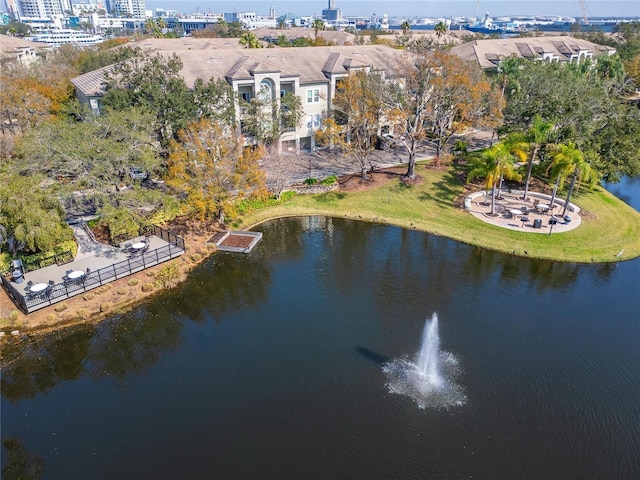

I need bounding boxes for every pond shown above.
[1,184,639,479]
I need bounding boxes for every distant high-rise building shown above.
[322,0,341,21]
[110,0,145,18]
[15,0,71,18]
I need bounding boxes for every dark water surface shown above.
[2,192,639,479]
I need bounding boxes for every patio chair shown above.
[48,280,55,286]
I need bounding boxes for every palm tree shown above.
[468,142,522,216]
[400,21,411,35]
[313,18,325,39]
[239,31,262,49]
[546,142,598,217]
[434,21,447,44]
[522,114,554,202]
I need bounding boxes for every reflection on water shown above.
[1,213,639,480]
[603,175,640,212]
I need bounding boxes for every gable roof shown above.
[71,40,407,97]
[450,35,616,70]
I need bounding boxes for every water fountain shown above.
[383,313,466,409]
[416,314,443,389]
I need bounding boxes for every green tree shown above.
[192,77,236,126]
[400,21,411,34]
[521,114,554,202]
[15,108,161,198]
[313,18,325,38]
[502,58,640,180]
[241,88,303,146]
[434,21,448,43]
[546,142,598,216]
[239,31,262,48]
[0,172,73,255]
[467,142,522,216]
[613,21,640,60]
[102,53,196,149]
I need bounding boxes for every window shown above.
[307,89,320,103]
[241,92,251,102]
[306,114,321,129]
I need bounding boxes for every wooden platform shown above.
[209,230,262,253]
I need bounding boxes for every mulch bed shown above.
[219,233,256,249]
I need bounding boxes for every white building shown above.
[14,0,71,18]
[110,0,145,19]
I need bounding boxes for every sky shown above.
[145,1,640,18]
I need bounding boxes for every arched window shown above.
[259,78,275,102]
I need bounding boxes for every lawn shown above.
[238,165,640,263]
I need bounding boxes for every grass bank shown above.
[238,166,640,263]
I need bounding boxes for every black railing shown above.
[1,231,185,314]
[17,250,74,273]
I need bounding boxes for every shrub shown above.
[54,303,68,312]
[127,279,139,286]
[77,308,91,319]
[100,303,111,312]
[117,288,126,295]
[155,262,183,289]
[141,282,155,292]
[83,293,95,301]
[304,178,318,185]
[9,310,20,323]
[321,175,338,185]
[190,253,202,262]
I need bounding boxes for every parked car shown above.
[376,133,405,150]
[129,167,148,181]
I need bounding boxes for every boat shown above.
[464,12,521,35]
[28,29,104,47]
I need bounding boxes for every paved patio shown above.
[465,189,582,234]
[3,223,185,313]
[19,225,171,286]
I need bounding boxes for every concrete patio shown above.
[465,189,582,234]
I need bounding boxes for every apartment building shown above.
[449,36,616,71]
[108,0,145,18]
[71,40,407,150]
[14,0,72,19]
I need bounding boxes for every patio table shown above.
[68,270,84,279]
[537,204,550,213]
[30,283,48,293]
[131,242,146,250]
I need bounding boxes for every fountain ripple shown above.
[383,313,467,409]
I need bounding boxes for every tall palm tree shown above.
[401,21,411,35]
[546,142,598,217]
[522,114,554,202]
[468,142,522,216]
[434,21,447,44]
[313,18,325,39]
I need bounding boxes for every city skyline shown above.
[146,1,640,18]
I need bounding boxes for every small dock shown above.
[209,231,262,253]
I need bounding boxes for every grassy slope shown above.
[238,167,640,263]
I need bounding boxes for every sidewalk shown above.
[278,130,494,184]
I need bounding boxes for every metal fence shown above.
[1,226,185,314]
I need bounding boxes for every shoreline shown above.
[2,167,639,338]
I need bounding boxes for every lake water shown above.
[1,182,639,479]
